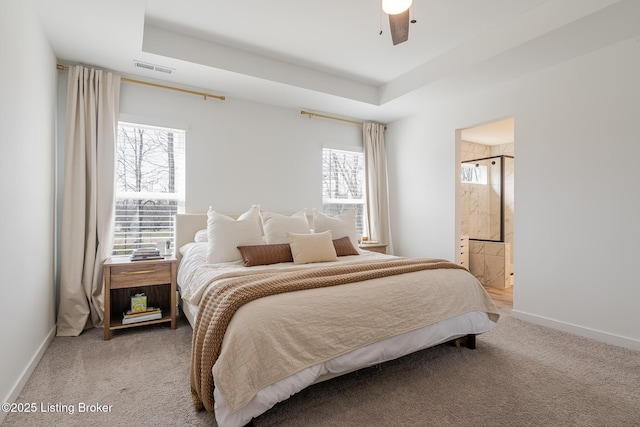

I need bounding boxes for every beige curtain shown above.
[363,122,391,248]
[57,66,121,336]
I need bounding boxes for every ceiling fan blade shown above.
[388,9,410,45]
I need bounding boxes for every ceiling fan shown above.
[382,0,415,45]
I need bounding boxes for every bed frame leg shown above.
[450,334,477,349]
[466,334,476,350]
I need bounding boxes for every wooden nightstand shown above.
[359,243,387,254]
[103,256,177,340]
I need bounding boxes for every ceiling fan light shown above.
[382,0,412,15]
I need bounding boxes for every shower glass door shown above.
[461,156,503,242]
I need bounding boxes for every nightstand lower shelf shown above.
[109,313,173,331]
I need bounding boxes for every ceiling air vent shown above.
[133,60,174,75]
[153,65,174,74]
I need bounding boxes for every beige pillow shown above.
[286,231,337,264]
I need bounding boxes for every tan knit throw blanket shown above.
[190,258,467,413]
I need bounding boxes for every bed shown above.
[176,208,500,427]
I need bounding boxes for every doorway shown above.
[458,118,514,299]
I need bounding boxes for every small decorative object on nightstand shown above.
[359,242,388,254]
[130,293,147,312]
[103,256,177,340]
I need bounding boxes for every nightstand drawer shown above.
[110,263,171,288]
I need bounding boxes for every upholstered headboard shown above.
[175,213,207,263]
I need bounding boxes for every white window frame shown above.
[112,122,186,256]
[322,147,366,237]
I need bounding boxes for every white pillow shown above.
[287,231,337,264]
[261,210,310,244]
[194,229,208,243]
[206,206,263,263]
[312,209,359,250]
[180,242,207,258]
[200,205,259,246]
[180,242,198,256]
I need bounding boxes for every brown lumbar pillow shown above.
[333,235,360,256]
[237,243,293,267]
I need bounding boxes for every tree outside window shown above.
[322,148,366,236]
[113,122,185,256]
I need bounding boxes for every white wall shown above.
[0,0,57,416]
[117,82,363,215]
[386,36,640,349]
[386,116,460,261]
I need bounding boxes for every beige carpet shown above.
[3,309,639,427]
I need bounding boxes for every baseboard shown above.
[0,325,57,424]
[512,310,640,351]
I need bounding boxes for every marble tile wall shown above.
[461,141,515,286]
[461,141,488,240]
[490,142,514,157]
[490,142,514,269]
[469,240,512,288]
[489,158,502,240]
[461,141,504,241]
[502,156,515,268]
[461,140,490,162]
[464,182,491,239]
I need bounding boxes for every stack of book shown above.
[130,248,163,261]
[122,307,162,324]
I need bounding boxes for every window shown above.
[461,162,487,185]
[112,122,186,256]
[322,148,366,236]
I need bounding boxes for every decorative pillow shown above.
[180,242,198,256]
[194,229,208,243]
[206,206,264,263]
[180,242,208,259]
[237,243,293,267]
[333,236,359,257]
[261,210,310,244]
[312,209,359,250]
[287,230,337,264]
